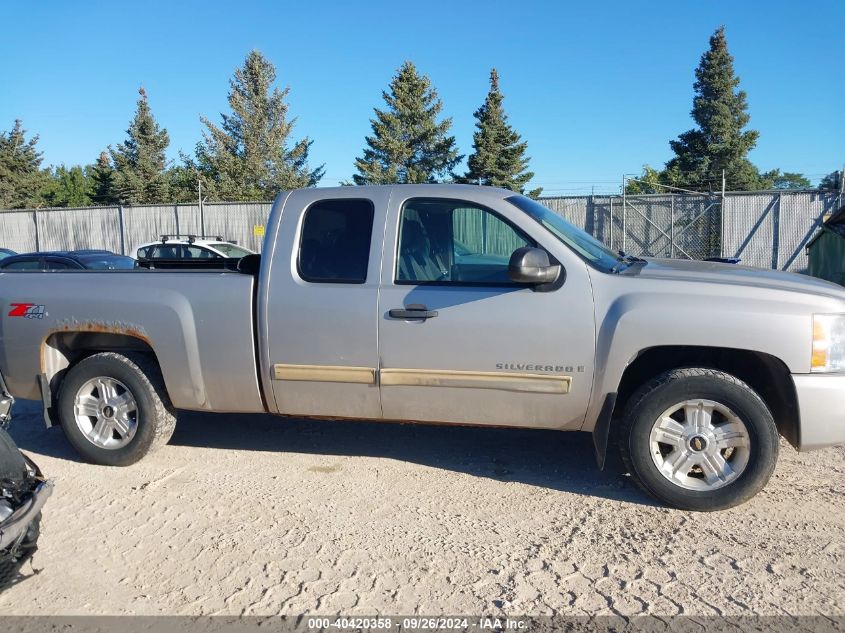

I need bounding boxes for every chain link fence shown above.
[542,190,843,272]
[0,190,841,272]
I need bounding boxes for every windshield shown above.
[84,256,137,270]
[506,195,621,272]
[211,243,252,258]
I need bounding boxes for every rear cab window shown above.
[297,199,375,283]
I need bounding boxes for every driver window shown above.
[396,199,533,284]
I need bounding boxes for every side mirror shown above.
[508,247,561,284]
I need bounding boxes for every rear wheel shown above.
[620,368,779,511]
[58,353,176,466]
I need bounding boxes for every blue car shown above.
[0,250,136,271]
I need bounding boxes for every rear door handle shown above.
[389,304,438,320]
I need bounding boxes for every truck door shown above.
[376,193,595,429]
[264,188,389,419]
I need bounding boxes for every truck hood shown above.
[625,258,845,301]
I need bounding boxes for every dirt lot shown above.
[0,398,843,617]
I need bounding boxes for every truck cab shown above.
[260,186,595,432]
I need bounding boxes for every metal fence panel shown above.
[201,202,272,253]
[0,210,39,253]
[35,206,123,253]
[721,191,842,273]
[776,191,840,272]
[122,205,180,255]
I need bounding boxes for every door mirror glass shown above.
[508,247,560,284]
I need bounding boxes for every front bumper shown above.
[0,480,53,552]
[792,373,845,450]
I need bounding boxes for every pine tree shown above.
[665,27,761,192]
[90,151,117,204]
[353,61,461,185]
[43,165,94,207]
[0,120,49,209]
[459,69,540,197]
[166,163,201,203]
[110,87,170,204]
[194,50,323,200]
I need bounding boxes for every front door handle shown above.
[389,304,438,320]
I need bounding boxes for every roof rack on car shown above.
[159,234,225,244]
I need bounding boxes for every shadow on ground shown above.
[9,399,655,506]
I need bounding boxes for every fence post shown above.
[174,204,180,236]
[609,198,614,249]
[670,194,675,259]
[32,209,40,251]
[719,170,726,257]
[117,205,126,255]
[772,193,782,270]
[621,176,627,253]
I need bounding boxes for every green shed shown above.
[807,206,845,286]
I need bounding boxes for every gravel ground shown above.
[0,398,843,617]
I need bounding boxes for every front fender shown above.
[581,283,830,432]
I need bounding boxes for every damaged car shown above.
[0,385,51,588]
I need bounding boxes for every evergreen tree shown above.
[0,120,49,209]
[43,165,94,207]
[166,163,200,203]
[91,151,118,204]
[353,61,461,185]
[665,27,761,192]
[110,87,170,204]
[194,50,323,200]
[459,69,540,197]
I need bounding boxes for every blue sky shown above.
[1,0,842,194]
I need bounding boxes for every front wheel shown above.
[620,368,779,511]
[58,352,176,466]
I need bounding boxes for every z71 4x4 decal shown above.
[8,303,45,319]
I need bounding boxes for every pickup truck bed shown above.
[0,270,263,413]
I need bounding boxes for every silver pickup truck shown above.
[1,185,844,511]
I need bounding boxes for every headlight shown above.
[811,314,845,372]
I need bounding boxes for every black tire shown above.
[58,352,176,466]
[620,368,779,511]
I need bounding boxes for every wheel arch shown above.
[611,346,799,448]
[39,330,161,427]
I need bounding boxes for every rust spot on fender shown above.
[40,319,154,373]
